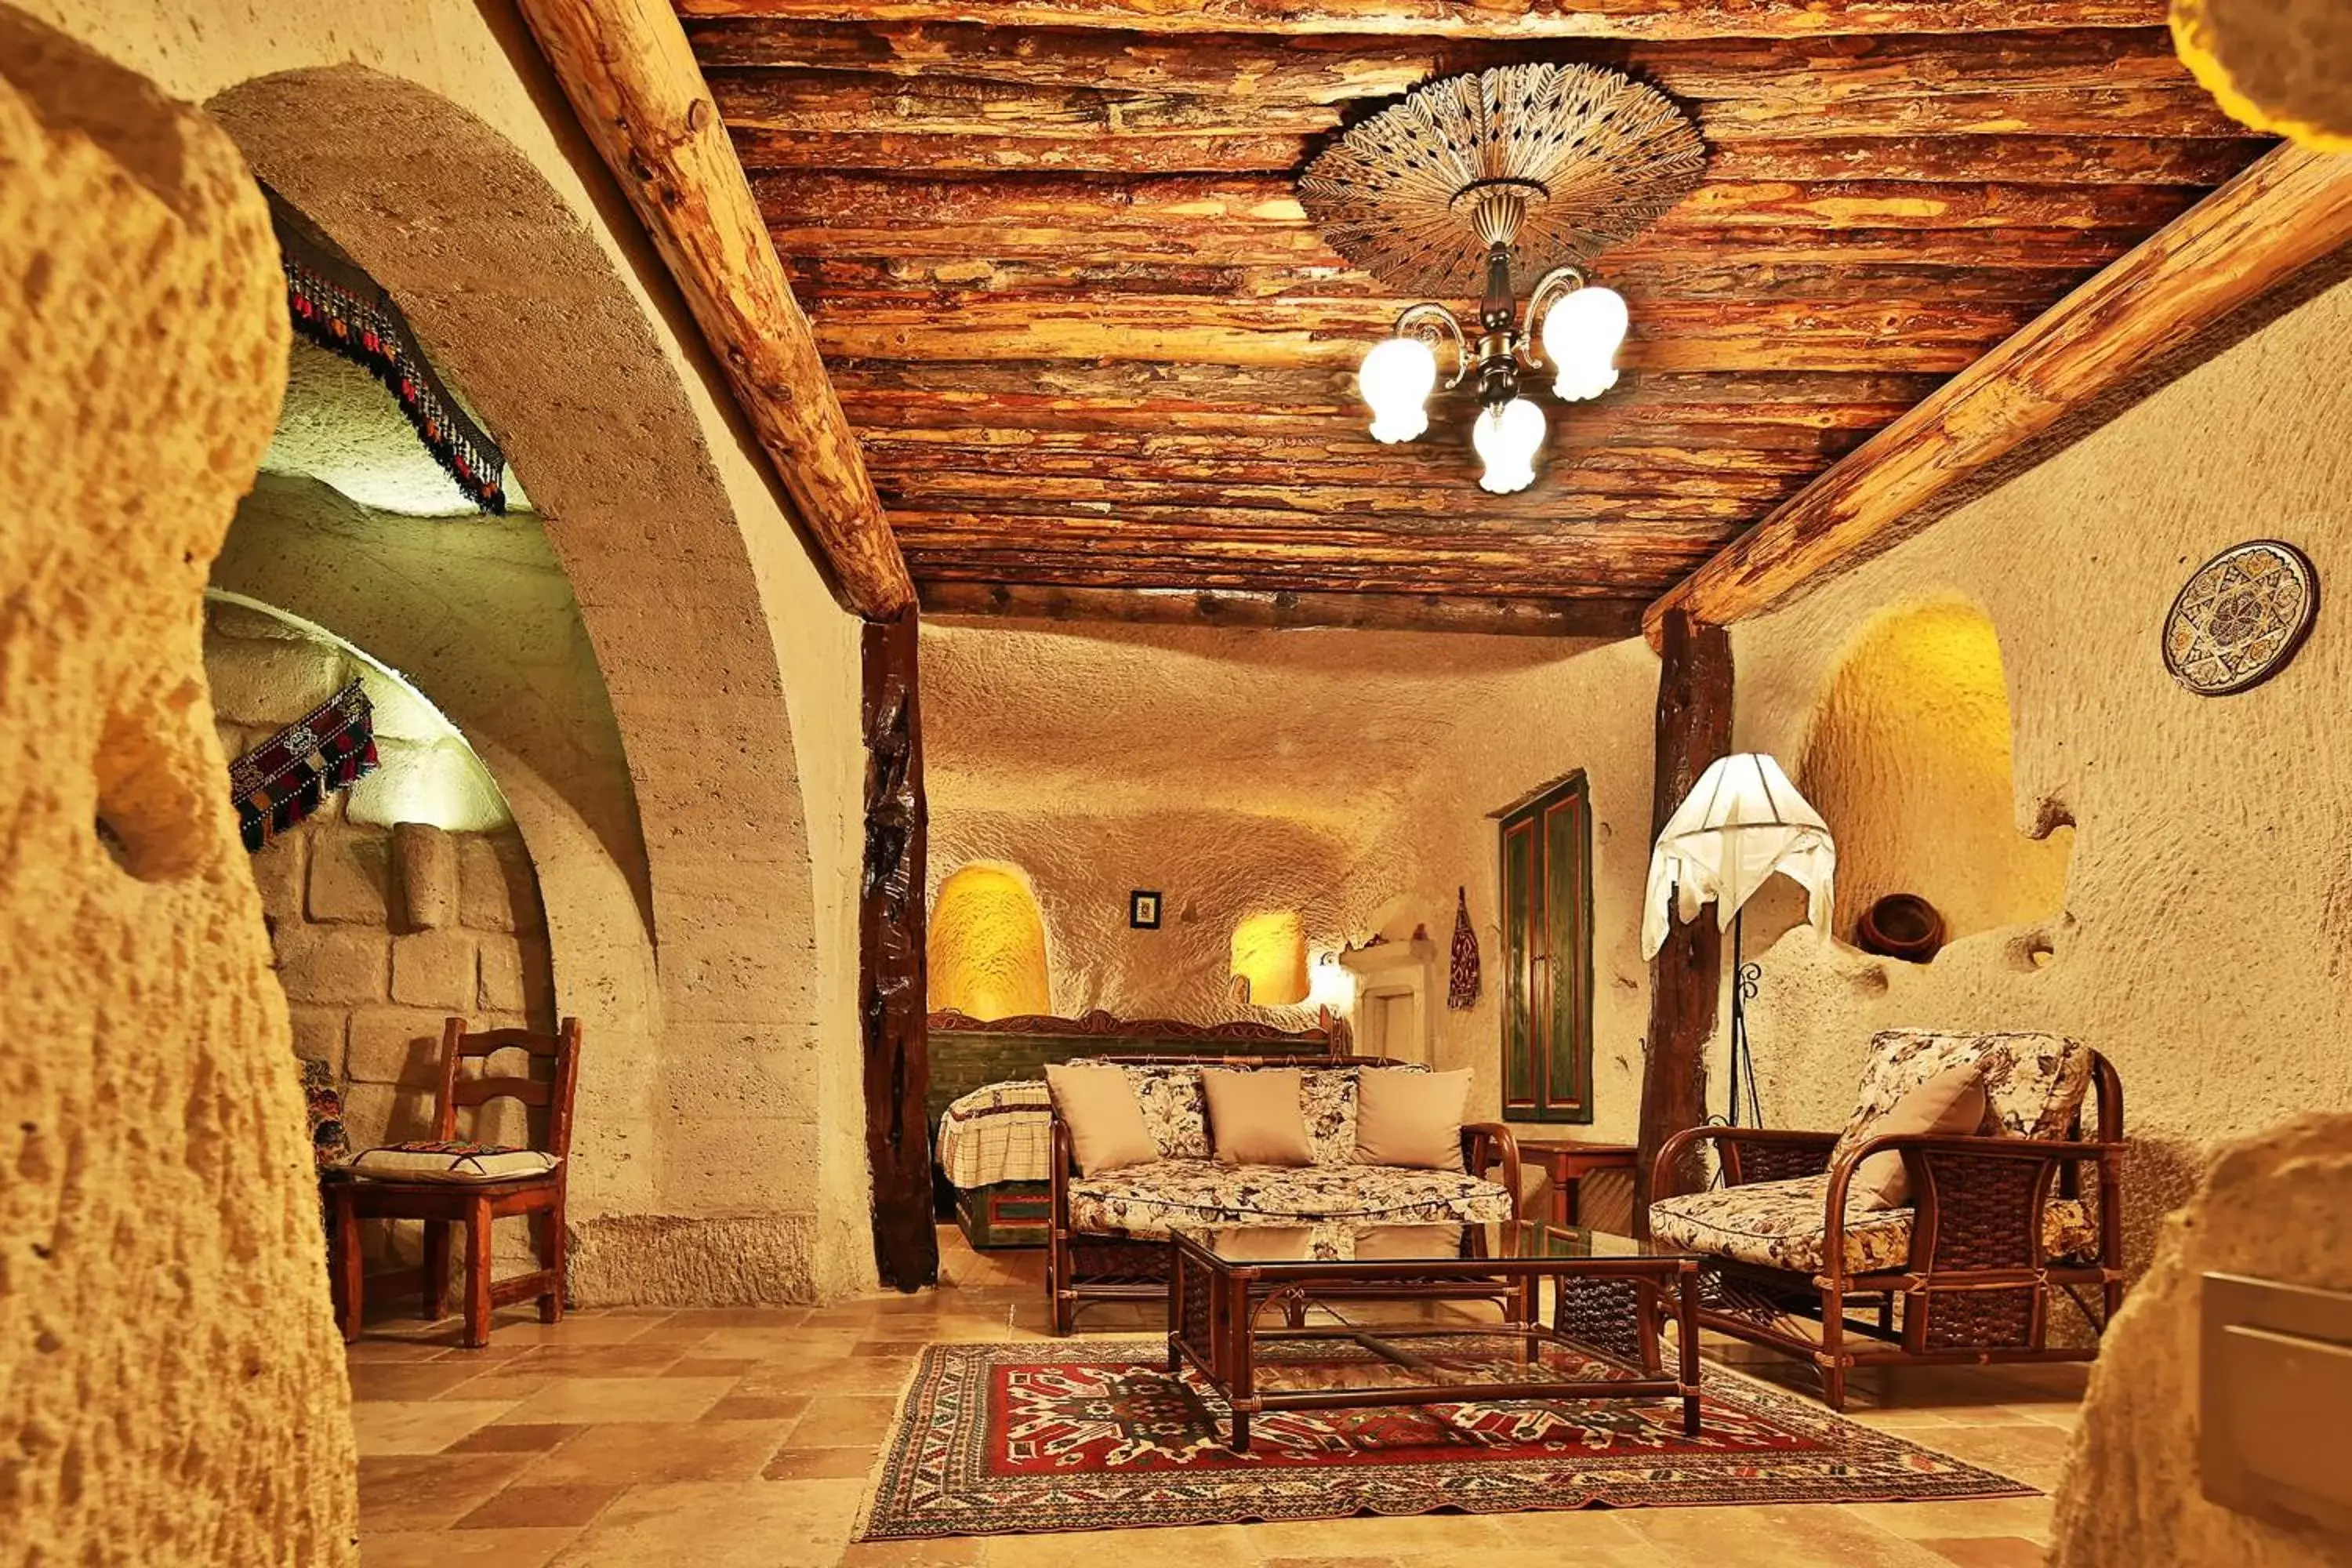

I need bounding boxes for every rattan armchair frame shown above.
[1650,1051,2125,1409]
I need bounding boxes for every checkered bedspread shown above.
[935,1080,1054,1190]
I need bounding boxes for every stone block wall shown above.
[206,604,559,1190]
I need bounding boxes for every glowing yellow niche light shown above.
[927,864,1051,1022]
[1229,909,1310,1008]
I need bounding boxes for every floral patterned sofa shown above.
[1047,1057,1523,1334]
[1649,1029,2126,1408]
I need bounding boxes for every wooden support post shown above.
[861,610,938,1289]
[1635,609,1733,1232]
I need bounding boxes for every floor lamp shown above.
[1639,753,1836,1129]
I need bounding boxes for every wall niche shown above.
[1229,909,1310,1007]
[1796,597,2072,949]
[929,862,1052,1020]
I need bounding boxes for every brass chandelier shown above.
[1300,64,1707,493]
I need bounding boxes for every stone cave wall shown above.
[0,13,358,1560]
[1726,271,2352,1273]
[922,620,1662,1152]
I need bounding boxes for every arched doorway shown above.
[205,66,866,1301]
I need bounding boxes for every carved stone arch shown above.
[205,65,861,1300]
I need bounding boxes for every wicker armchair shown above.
[1648,1031,2125,1409]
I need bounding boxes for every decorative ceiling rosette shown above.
[1298,63,1707,297]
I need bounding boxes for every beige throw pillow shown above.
[1200,1069,1316,1167]
[1849,1062,1988,1210]
[1354,1067,1471,1171]
[1044,1063,1159,1176]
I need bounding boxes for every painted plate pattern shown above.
[2162,539,2318,695]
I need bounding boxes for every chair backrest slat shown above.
[452,1076,552,1109]
[431,1016,582,1156]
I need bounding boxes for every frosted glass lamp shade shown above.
[1541,284,1630,402]
[1472,397,1544,494]
[1359,336,1437,443]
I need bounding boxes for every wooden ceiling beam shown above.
[513,0,913,620]
[789,253,2108,306]
[712,73,2238,145]
[802,293,2033,373]
[871,463,1809,506]
[689,21,2189,103]
[857,430,1849,480]
[734,128,2263,189]
[773,216,2157,273]
[1646,145,2352,637]
[903,557,1709,596]
[888,503,1746,545]
[917,582,1652,639]
[676,0,2167,43]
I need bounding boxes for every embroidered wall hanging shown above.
[265,187,509,514]
[230,681,379,852]
[1446,886,1481,1010]
[2162,539,2318,695]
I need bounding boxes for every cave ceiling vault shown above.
[517,0,2352,637]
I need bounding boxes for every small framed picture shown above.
[1129,890,1162,929]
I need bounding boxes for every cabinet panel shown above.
[1500,816,1537,1115]
[1497,774,1594,1124]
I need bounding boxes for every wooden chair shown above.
[331,1017,580,1348]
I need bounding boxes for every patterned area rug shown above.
[857,1338,2034,1540]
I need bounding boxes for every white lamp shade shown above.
[1472,397,1544,493]
[1359,336,1437,444]
[1541,284,1629,403]
[1639,753,1837,960]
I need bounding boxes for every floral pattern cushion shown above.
[1084,1062,1430,1166]
[1829,1031,2092,1168]
[1109,1065,1213,1159]
[1649,1174,2100,1276]
[1067,1158,1513,1240]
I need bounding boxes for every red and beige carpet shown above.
[856,1338,2034,1540]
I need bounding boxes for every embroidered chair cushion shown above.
[1830,1030,2092,1169]
[349,1142,560,1183]
[1201,1068,1315,1167]
[1066,1159,1514,1240]
[1648,1174,2099,1276]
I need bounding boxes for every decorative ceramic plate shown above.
[2161,539,2318,695]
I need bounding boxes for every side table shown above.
[1515,1140,1638,1229]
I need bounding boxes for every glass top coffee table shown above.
[1167,1220,1700,1452]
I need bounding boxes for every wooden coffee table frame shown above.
[1166,1230,1702,1452]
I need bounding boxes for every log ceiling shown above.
[679,0,2273,623]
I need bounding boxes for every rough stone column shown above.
[0,13,358,1563]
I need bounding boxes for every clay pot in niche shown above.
[1857,893,1945,964]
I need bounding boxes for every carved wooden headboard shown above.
[924,1007,1340,1131]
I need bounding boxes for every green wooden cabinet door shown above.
[1498,773,1594,1124]
[1500,814,1539,1116]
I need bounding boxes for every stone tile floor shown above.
[351,1229,2084,1566]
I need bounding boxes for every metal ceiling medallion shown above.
[2162,539,2319,695]
[1299,63,1707,297]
